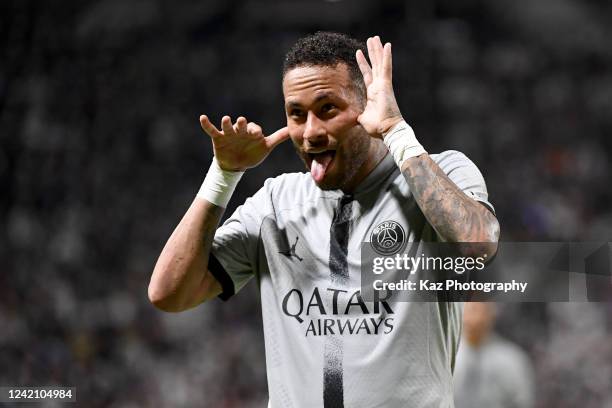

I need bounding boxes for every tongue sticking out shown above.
[310,152,334,183]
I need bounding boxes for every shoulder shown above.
[428,150,495,212]
[430,150,488,187]
[261,171,314,195]
[429,150,480,173]
[254,171,319,208]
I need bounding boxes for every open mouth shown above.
[307,151,336,183]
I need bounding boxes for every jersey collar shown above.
[353,152,397,196]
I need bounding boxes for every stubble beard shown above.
[294,128,372,191]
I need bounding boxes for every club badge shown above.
[370,220,406,255]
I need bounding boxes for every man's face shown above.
[283,64,374,191]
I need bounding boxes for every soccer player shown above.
[149,32,500,407]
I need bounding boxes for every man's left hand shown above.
[356,36,404,137]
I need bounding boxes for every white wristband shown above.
[383,120,427,168]
[197,157,244,208]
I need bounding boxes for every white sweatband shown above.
[383,120,427,168]
[197,157,244,208]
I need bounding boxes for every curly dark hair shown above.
[283,31,366,101]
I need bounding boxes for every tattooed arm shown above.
[356,36,499,256]
[401,154,500,257]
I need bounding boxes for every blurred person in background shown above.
[454,302,535,408]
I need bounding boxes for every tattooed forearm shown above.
[401,155,500,252]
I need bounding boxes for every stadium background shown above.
[1,0,611,406]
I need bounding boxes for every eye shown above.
[321,103,336,113]
[289,109,304,118]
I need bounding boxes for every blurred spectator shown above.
[454,302,535,408]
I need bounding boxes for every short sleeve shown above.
[209,180,273,300]
[432,150,495,214]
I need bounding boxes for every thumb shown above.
[266,127,290,149]
[357,113,366,126]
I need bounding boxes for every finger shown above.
[382,42,392,80]
[266,127,290,149]
[235,116,247,134]
[199,115,222,138]
[373,36,384,71]
[366,37,379,73]
[247,122,262,135]
[356,49,373,86]
[221,115,234,135]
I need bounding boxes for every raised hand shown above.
[356,36,404,137]
[199,115,289,171]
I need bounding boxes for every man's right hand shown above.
[199,115,289,171]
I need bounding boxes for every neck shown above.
[341,139,387,193]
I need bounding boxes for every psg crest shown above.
[370,220,406,255]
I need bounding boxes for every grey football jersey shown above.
[210,151,494,408]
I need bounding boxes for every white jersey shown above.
[210,151,494,408]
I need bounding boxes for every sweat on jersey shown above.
[209,151,495,408]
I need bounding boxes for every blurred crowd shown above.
[1,0,611,406]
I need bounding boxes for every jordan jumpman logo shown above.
[279,236,303,261]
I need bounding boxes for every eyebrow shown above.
[286,92,336,109]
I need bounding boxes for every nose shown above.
[303,111,327,150]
